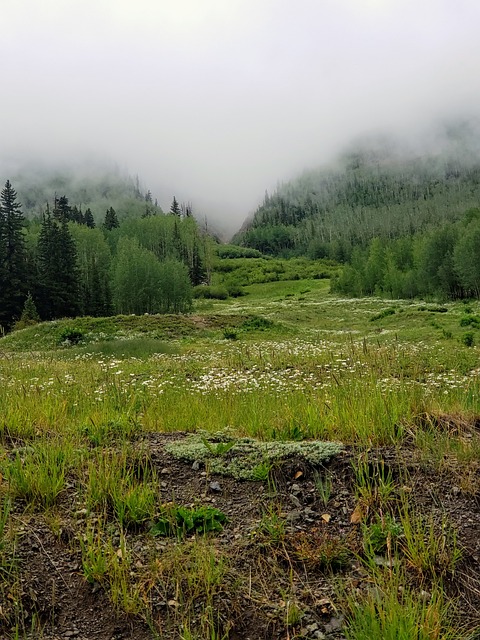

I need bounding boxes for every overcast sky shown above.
[1,0,480,231]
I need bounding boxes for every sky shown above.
[1,0,480,232]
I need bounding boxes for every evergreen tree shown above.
[84,208,95,228]
[103,207,119,230]
[71,205,85,225]
[0,180,27,328]
[13,292,40,330]
[53,195,72,223]
[170,196,181,216]
[36,208,80,319]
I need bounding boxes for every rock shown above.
[324,615,344,633]
[289,494,302,508]
[286,509,302,522]
[192,460,201,471]
[291,483,301,494]
[161,467,169,474]
[209,481,222,492]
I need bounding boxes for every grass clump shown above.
[4,442,76,509]
[344,570,459,640]
[85,448,157,528]
[165,432,343,480]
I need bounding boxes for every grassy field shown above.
[0,279,479,639]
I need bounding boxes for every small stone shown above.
[324,615,343,633]
[209,481,222,492]
[192,460,200,471]
[63,629,79,637]
[306,622,319,632]
[161,467,169,474]
[289,494,302,508]
[286,509,302,522]
[291,483,301,493]
[419,589,431,602]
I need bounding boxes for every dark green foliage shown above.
[36,210,81,320]
[103,207,119,230]
[59,326,85,344]
[170,196,180,216]
[460,315,480,328]
[13,292,40,330]
[370,308,396,322]
[193,285,229,300]
[216,244,264,259]
[84,208,95,228]
[461,332,475,347]
[150,505,227,538]
[53,195,71,223]
[0,180,28,328]
[241,316,274,331]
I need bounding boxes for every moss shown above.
[165,432,343,480]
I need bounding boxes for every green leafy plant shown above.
[201,437,236,456]
[150,505,228,538]
[362,513,403,556]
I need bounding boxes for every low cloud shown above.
[1,0,479,233]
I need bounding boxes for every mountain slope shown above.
[234,124,480,258]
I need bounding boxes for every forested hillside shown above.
[0,179,212,331]
[234,125,480,263]
[7,162,163,223]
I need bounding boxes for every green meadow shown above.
[0,278,479,639]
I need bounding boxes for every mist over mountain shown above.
[233,120,480,256]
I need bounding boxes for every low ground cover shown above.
[0,281,479,638]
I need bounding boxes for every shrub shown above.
[461,332,475,347]
[370,308,395,322]
[193,285,229,300]
[59,327,85,345]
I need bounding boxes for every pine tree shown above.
[103,207,119,230]
[84,208,95,228]
[170,196,181,216]
[36,208,80,319]
[53,195,72,223]
[13,292,40,330]
[0,180,27,328]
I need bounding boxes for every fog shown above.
[1,0,480,233]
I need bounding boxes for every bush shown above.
[461,332,475,347]
[241,316,274,331]
[59,327,85,345]
[460,315,480,328]
[370,308,396,322]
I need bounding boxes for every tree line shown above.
[0,181,211,331]
[331,208,480,300]
[234,142,480,260]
